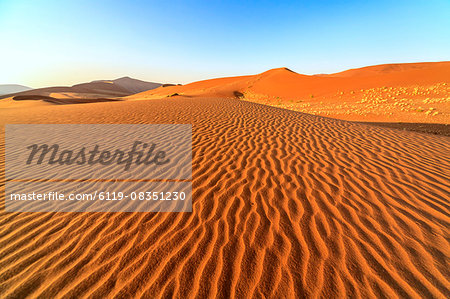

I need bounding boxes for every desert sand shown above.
[0,93,449,297]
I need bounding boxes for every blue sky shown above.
[1,0,449,87]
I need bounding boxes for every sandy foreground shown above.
[0,97,449,298]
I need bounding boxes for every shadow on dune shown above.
[13,95,122,105]
[233,91,244,98]
[359,122,450,136]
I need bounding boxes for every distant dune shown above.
[324,61,449,78]
[108,77,162,94]
[0,84,32,95]
[133,62,450,123]
[74,76,162,95]
[0,77,162,104]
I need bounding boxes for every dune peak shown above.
[263,67,297,74]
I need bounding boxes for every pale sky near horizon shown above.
[1,0,449,88]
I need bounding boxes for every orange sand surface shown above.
[0,97,449,297]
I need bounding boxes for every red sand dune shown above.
[137,61,450,98]
[0,95,449,297]
[133,62,450,123]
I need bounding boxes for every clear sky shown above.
[1,0,449,88]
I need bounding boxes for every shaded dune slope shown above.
[12,95,121,105]
[0,97,449,298]
[0,85,32,96]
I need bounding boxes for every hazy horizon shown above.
[1,0,449,88]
